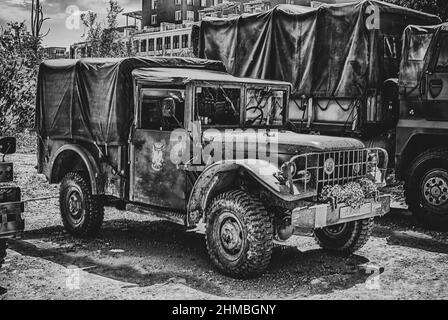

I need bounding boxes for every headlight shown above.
[368,152,379,166]
[281,162,297,177]
[324,158,335,175]
[366,149,387,185]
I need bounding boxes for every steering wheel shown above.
[245,106,264,125]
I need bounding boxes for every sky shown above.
[0,0,142,48]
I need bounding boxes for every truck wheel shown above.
[313,218,374,254]
[59,172,104,238]
[0,239,6,268]
[405,148,448,230]
[205,190,273,278]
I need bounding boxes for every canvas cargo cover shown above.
[198,1,440,98]
[400,23,448,98]
[36,57,226,146]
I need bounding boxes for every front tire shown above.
[0,239,6,268]
[59,172,104,238]
[314,218,374,254]
[405,148,448,230]
[205,190,273,278]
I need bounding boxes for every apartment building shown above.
[43,47,68,59]
[71,0,358,58]
[133,22,194,57]
[141,0,310,28]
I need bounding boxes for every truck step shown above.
[126,203,186,226]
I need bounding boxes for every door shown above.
[425,32,448,120]
[130,88,188,210]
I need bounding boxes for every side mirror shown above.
[0,137,16,156]
[162,98,176,118]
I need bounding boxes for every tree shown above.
[384,0,448,21]
[30,0,50,54]
[81,11,102,57]
[81,0,133,57]
[0,23,38,134]
[0,0,48,134]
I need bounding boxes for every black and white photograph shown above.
[1,0,448,306]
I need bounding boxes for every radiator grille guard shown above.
[282,148,388,196]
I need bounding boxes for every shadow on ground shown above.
[374,209,448,255]
[8,218,372,298]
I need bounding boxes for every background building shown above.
[43,47,68,59]
[141,0,313,28]
[70,0,360,58]
[133,22,194,57]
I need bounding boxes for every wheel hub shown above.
[220,220,242,252]
[322,223,348,238]
[68,192,82,219]
[423,174,448,207]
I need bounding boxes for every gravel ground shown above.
[1,152,448,300]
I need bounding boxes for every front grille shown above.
[316,150,370,188]
[287,148,387,195]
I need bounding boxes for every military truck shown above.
[0,137,25,268]
[36,57,390,277]
[394,23,448,229]
[196,1,448,229]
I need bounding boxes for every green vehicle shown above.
[0,137,24,268]
[36,57,390,277]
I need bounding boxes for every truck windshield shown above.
[195,86,241,126]
[245,88,286,127]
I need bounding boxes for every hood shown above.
[203,130,365,155]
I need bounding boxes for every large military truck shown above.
[196,1,439,144]
[196,1,448,229]
[395,23,448,229]
[0,137,25,268]
[36,57,390,277]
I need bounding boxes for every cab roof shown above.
[132,67,292,88]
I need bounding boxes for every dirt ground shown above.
[1,152,448,300]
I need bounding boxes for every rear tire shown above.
[314,218,374,254]
[405,148,448,230]
[205,190,273,278]
[0,239,6,268]
[59,172,104,238]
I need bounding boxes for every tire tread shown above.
[405,147,448,230]
[313,218,374,254]
[59,172,104,238]
[205,189,273,278]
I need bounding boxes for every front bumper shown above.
[291,194,390,229]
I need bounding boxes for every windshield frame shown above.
[242,84,289,129]
[191,80,290,129]
[192,80,245,129]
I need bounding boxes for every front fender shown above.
[49,144,101,194]
[186,159,302,225]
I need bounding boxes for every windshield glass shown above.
[195,86,241,126]
[245,88,285,126]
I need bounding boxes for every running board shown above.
[126,203,186,226]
